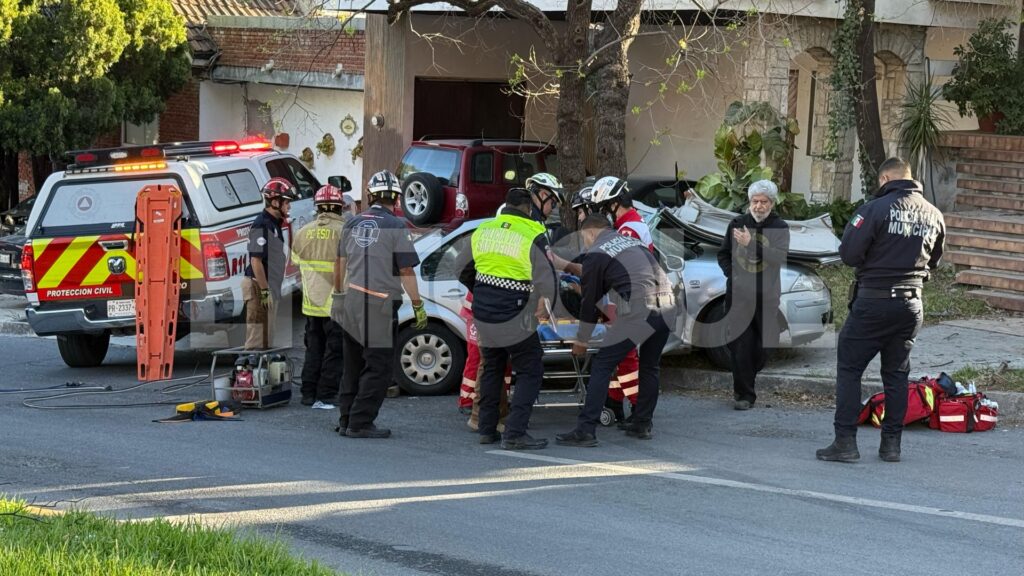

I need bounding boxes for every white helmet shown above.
[367,170,401,202]
[525,172,563,196]
[591,176,629,206]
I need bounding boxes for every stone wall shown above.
[740,16,926,202]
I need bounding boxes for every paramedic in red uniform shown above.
[817,158,945,463]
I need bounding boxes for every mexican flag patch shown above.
[851,214,865,228]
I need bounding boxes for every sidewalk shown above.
[666,317,1024,423]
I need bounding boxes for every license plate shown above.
[107,299,136,318]
[0,253,10,265]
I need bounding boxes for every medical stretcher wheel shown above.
[599,407,616,427]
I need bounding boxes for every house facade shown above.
[360,0,1022,204]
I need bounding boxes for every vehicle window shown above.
[420,234,470,281]
[203,171,261,211]
[541,153,559,177]
[471,152,494,183]
[266,159,321,198]
[652,218,693,260]
[39,177,181,233]
[398,147,460,185]
[501,153,542,186]
[647,186,680,207]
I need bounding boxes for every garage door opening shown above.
[413,79,526,140]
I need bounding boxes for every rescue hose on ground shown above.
[18,364,227,410]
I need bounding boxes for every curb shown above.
[0,318,33,336]
[663,366,1024,425]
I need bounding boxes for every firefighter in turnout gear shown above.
[556,214,677,447]
[817,158,945,463]
[457,187,558,450]
[242,177,300,349]
[332,170,426,439]
[292,184,348,409]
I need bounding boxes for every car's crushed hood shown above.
[638,195,841,265]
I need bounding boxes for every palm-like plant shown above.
[898,72,954,181]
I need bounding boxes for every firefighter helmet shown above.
[314,184,345,206]
[261,177,300,203]
[367,170,401,202]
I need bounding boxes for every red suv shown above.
[396,139,557,225]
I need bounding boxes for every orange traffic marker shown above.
[134,185,183,381]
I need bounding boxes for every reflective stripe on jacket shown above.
[292,212,345,317]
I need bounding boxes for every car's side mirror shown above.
[662,254,685,272]
[329,176,352,192]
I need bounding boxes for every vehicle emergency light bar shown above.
[65,138,274,174]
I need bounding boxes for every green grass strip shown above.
[816,264,993,329]
[0,498,340,576]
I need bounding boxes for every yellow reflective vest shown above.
[471,212,546,281]
[291,212,346,316]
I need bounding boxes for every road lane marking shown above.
[490,451,1024,529]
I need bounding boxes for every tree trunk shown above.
[591,1,642,179]
[854,0,886,185]
[554,0,593,216]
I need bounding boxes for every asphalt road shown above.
[2,334,1023,576]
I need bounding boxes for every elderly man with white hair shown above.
[716,180,791,410]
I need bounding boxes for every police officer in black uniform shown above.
[555,214,677,446]
[332,170,427,439]
[817,158,945,463]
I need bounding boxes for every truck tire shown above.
[401,173,445,225]
[56,333,110,368]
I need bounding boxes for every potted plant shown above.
[942,18,1016,133]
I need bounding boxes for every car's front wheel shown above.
[696,300,732,370]
[56,332,110,368]
[394,322,465,395]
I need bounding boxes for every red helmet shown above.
[314,184,345,206]
[261,177,300,202]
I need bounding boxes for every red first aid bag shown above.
[929,394,998,433]
[857,382,938,427]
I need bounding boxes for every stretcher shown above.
[510,300,620,427]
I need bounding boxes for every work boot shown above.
[501,433,548,450]
[815,436,860,462]
[555,429,599,447]
[623,422,653,440]
[479,431,502,445]
[345,425,392,439]
[879,432,902,462]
